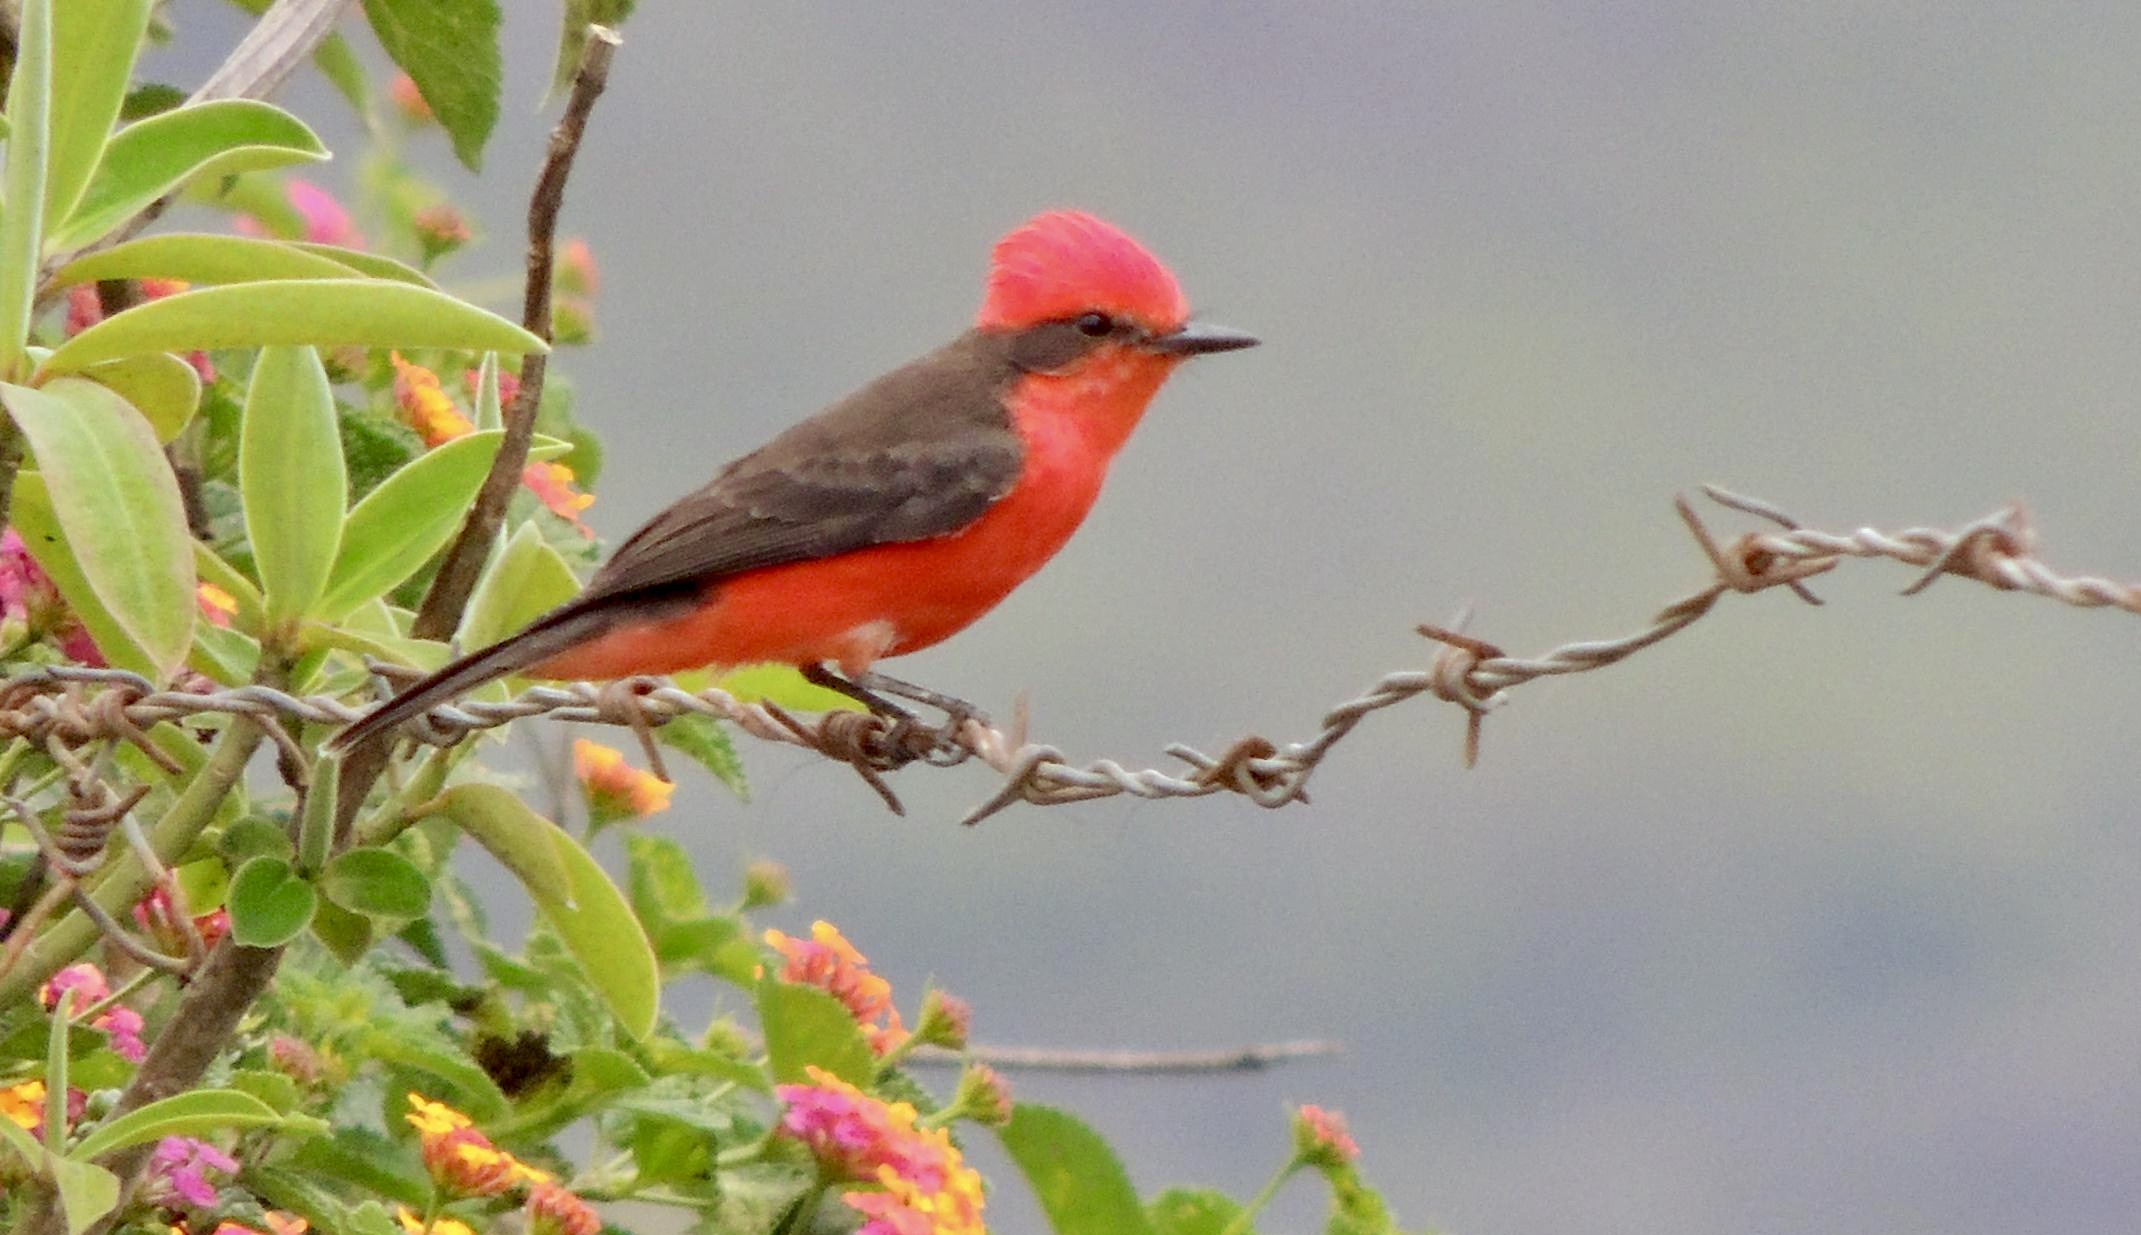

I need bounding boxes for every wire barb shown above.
[0,488,2128,824]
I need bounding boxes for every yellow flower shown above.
[391,354,476,448]
[0,1080,44,1130]
[393,1207,476,1235]
[404,1092,472,1137]
[572,739,673,820]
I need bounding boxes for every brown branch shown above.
[908,1039,1343,1074]
[411,25,620,643]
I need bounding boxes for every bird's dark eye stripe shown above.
[1074,311,1113,337]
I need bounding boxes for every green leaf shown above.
[79,353,200,442]
[470,353,503,431]
[308,898,373,966]
[227,855,318,947]
[241,346,345,624]
[0,0,53,380]
[717,664,868,713]
[526,808,660,1037]
[47,1155,120,1235]
[1149,1189,1249,1235]
[997,1104,1157,1235]
[297,754,337,874]
[52,233,365,287]
[319,847,433,924]
[458,520,579,652]
[0,1101,40,1164]
[196,541,264,631]
[52,99,327,251]
[315,429,502,620]
[311,32,371,117]
[10,474,134,669]
[358,1024,509,1122]
[653,713,748,800]
[362,0,502,171]
[552,0,635,98]
[758,979,875,1088]
[288,242,437,287]
[45,0,153,229]
[67,1089,281,1160]
[39,280,545,375]
[437,783,572,905]
[1,379,194,678]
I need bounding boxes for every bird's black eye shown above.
[1074,311,1113,337]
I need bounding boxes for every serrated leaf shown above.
[67,1088,281,1160]
[2,379,194,678]
[758,979,875,1088]
[653,713,748,800]
[242,346,345,624]
[458,520,579,651]
[315,429,502,620]
[79,353,200,442]
[227,855,318,947]
[53,233,365,287]
[320,847,432,923]
[997,1104,1157,1235]
[362,0,501,171]
[39,280,545,375]
[45,0,154,228]
[359,1024,509,1121]
[54,99,327,251]
[1149,1189,1249,1235]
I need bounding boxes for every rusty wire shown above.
[0,486,2128,825]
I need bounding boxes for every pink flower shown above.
[147,1136,238,1208]
[1292,1104,1361,1168]
[236,180,358,248]
[42,963,145,1061]
[285,181,357,246]
[1,528,105,665]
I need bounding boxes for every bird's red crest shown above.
[977,211,1190,333]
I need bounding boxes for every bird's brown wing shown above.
[580,330,1025,602]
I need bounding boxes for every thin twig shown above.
[413,25,620,642]
[908,1039,1342,1074]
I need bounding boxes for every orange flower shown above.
[403,1093,550,1196]
[763,921,907,1055]
[391,354,475,447]
[522,461,595,534]
[525,1183,601,1235]
[572,739,673,821]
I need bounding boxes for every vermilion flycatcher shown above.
[333,210,1255,749]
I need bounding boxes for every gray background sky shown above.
[177,4,2141,1233]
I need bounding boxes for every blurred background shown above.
[172,5,2141,1233]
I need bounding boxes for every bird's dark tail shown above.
[327,607,613,753]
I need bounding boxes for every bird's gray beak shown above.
[1147,320,1260,356]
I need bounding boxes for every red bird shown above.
[332,211,1255,750]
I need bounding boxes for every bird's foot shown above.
[801,665,985,766]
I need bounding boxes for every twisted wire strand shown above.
[0,488,2128,824]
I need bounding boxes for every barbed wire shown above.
[0,486,2130,825]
